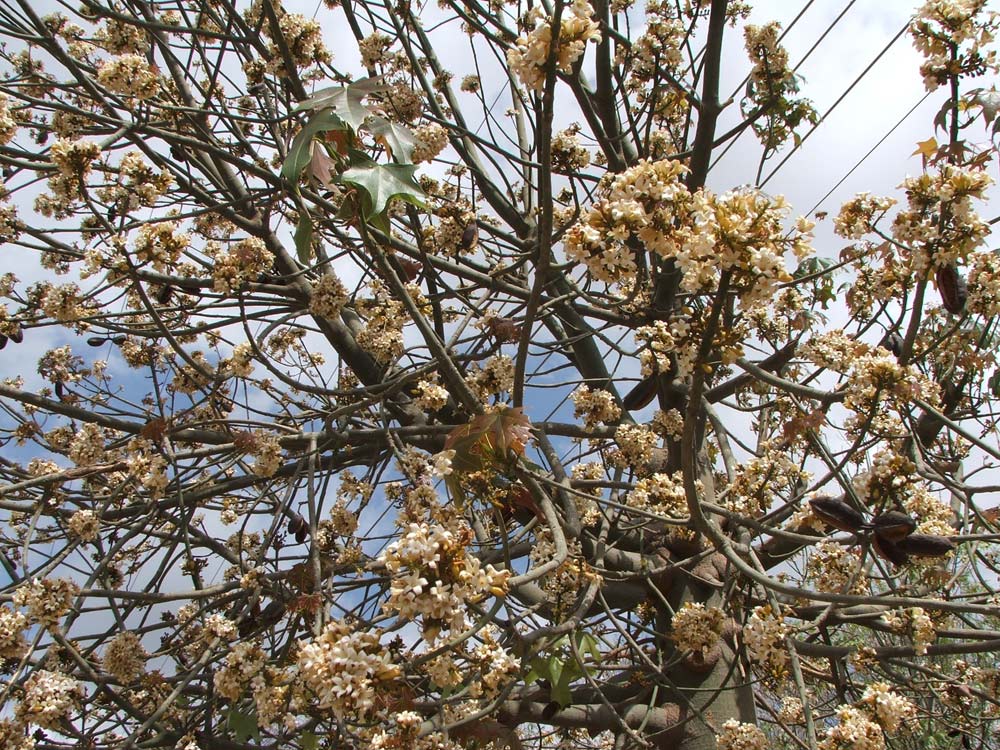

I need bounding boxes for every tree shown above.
[0,0,998,748]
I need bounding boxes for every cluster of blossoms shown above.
[133,221,190,272]
[627,472,687,518]
[883,607,937,655]
[570,385,621,427]
[67,509,100,542]
[465,354,515,401]
[742,23,818,151]
[530,531,598,616]
[97,151,172,212]
[818,684,916,750]
[807,541,868,595]
[214,641,266,700]
[296,619,401,719]
[967,248,1000,316]
[910,0,999,91]
[613,423,658,470]
[841,350,941,439]
[249,431,283,478]
[411,123,449,164]
[670,602,725,655]
[507,0,601,91]
[35,138,101,219]
[96,54,161,99]
[39,283,94,328]
[725,448,809,517]
[626,1,683,91]
[564,159,811,309]
[717,719,768,750]
[892,165,992,275]
[0,93,17,144]
[245,1,331,77]
[742,604,791,677]
[308,271,350,318]
[104,631,148,683]
[852,449,953,536]
[209,238,275,294]
[0,606,28,659]
[414,379,449,411]
[356,282,407,365]
[17,669,82,729]
[377,518,509,640]
[550,125,591,172]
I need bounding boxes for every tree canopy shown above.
[0,1,998,749]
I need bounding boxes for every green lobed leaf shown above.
[340,155,425,223]
[296,78,388,130]
[226,708,260,744]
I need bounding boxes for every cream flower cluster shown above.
[507,0,601,91]
[14,578,79,629]
[670,602,725,655]
[209,238,275,294]
[0,606,28,659]
[17,669,81,729]
[853,450,953,536]
[411,123,449,164]
[214,641,266,700]
[893,165,992,275]
[717,719,768,750]
[308,272,349,318]
[742,604,791,675]
[819,684,916,750]
[377,520,509,640]
[627,472,687,517]
[296,619,401,719]
[96,54,161,99]
[842,352,941,439]
[808,541,868,595]
[570,385,621,427]
[104,631,147,683]
[564,159,809,309]
[910,0,999,91]
[883,607,937,656]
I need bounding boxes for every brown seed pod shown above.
[809,496,867,533]
[288,513,309,544]
[871,510,918,542]
[883,331,903,358]
[8,325,22,344]
[461,222,479,252]
[936,264,968,315]
[622,374,658,411]
[872,533,909,567]
[397,258,423,281]
[895,533,956,558]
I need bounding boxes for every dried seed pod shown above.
[883,331,903,358]
[397,258,422,281]
[87,336,106,347]
[622,374,658,411]
[156,285,174,305]
[288,513,309,544]
[896,533,956,558]
[871,510,918,542]
[872,533,909,567]
[486,317,522,344]
[8,325,22,344]
[936,264,968,315]
[461,222,478,252]
[809,496,867,533]
[112,335,127,346]
[0,334,7,350]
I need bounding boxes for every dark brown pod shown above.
[156,285,174,305]
[288,513,309,544]
[112,335,127,346]
[936,264,968,315]
[8,326,22,344]
[872,533,909,567]
[460,222,478,252]
[871,510,917,542]
[883,332,903,358]
[622,374,658,411]
[397,259,422,281]
[87,336,106,347]
[896,533,956,558]
[0,334,7,350]
[809,496,867,533]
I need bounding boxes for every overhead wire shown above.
[758,20,912,188]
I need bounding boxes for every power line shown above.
[804,91,932,218]
[758,20,911,188]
